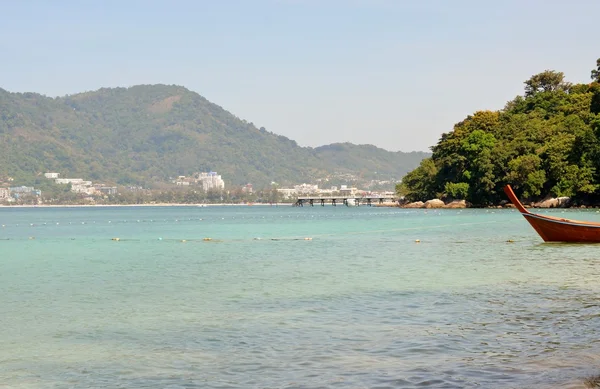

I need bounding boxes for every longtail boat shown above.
[504,184,600,242]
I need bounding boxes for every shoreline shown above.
[0,203,294,208]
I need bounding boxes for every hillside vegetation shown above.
[398,58,600,206]
[0,85,428,188]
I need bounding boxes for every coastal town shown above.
[0,171,397,206]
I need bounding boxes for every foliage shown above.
[399,59,600,206]
[396,158,438,201]
[592,58,600,83]
[524,70,570,97]
[444,182,469,200]
[0,86,429,190]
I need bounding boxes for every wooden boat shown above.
[504,184,600,242]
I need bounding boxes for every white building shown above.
[277,188,297,199]
[44,172,60,179]
[294,183,319,195]
[55,178,84,185]
[339,185,358,196]
[196,172,225,191]
[0,188,9,199]
[71,184,96,195]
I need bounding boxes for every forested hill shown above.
[398,58,600,206]
[0,85,428,187]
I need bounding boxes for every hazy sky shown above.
[1,0,598,152]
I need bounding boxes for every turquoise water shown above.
[2,205,600,388]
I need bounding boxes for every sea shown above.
[2,205,600,389]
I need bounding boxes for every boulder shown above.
[535,198,558,208]
[534,196,571,208]
[557,197,571,208]
[404,201,425,208]
[424,199,445,209]
[444,200,467,209]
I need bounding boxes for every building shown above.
[339,185,358,196]
[196,171,225,191]
[71,184,96,195]
[0,188,9,199]
[294,183,319,195]
[44,172,60,179]
[9,186,41,198]
[276,188,297,199]
[98,186,118,195]
[55,178,84,185]
[242,184,253,193]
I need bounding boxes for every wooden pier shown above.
[294,196,397,207]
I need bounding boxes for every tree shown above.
[396,158,439,201]
[524,70,569,97]
[592,58,600,82]
[444,182,469,199]
[505,154,545,198]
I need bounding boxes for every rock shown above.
[535,196,571,208]
[404,201,425,208]
[557,197,571,208]
[444,200,467,209]
[535,198,559,208]
[424,199,445,209]
[504,203,516,208]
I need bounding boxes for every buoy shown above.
[203,238,212,241]
[181,239,187,243]
[507,239,515,243]
[158,237,163,241]
[28,236,35,240]
[304,237,312,241]
[254,237,262,240]
[415,239,421,243]
[112,238,120,241]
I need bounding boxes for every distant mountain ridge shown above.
[0,85,429,188]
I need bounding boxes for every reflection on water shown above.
[1,207,600,388]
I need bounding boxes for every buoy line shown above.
[1,220,518,243]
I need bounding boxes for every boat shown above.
[504,184,600,242]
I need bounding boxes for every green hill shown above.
[0,85,428,189]
[398,58,600,206]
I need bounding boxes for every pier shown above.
[294,196,398,207]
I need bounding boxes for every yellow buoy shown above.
[415,239,421,243]
[203,238,212,241]
[112,238,120,241]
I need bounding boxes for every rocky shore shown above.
[382,195,600,209]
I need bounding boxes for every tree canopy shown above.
[398,58,600,206]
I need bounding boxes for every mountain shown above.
[0,85,429,188]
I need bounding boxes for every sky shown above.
[1,0,599,152]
